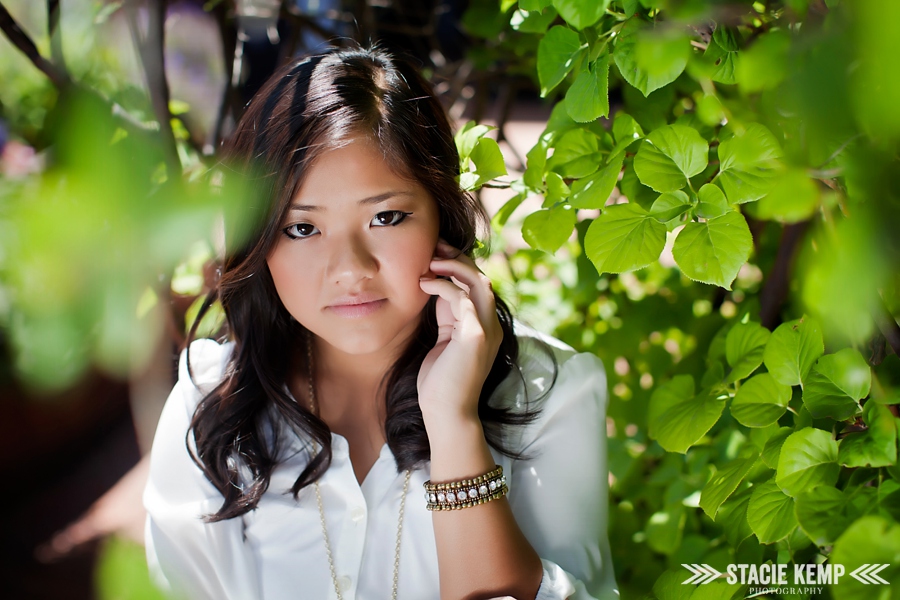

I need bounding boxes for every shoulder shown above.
[171,338,236,412]
[500,321,607,405]
[492,322,608,442]
[180,338,235,389]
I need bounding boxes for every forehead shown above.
[290,135,427,208]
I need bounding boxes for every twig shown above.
[0,1,70,88]
[816,134,861,169]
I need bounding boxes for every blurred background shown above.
[1,1,898,599]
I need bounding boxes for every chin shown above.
[318,319,419,357]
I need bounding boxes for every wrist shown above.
[424,415,496,482]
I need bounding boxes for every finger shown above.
[419,277,479,327]
[434,239,477,268]
[428,258,495,319]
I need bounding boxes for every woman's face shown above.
[266,134,440,358]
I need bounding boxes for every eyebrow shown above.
[288,191,413,212]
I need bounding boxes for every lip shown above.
[326,295,387,318]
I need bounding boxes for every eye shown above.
[283,223,319,239]
[371,211,411,227]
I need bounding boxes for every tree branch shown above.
[47,0,66,71]
[125,0,180,176]
[759,221,811,329]
[0,1,70,88]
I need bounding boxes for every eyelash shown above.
[281,210,412,240]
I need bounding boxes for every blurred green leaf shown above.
[830,517,900,600]
[795,486,853,547]
[614,18,690,97]
[552,0,607,30]
[756,169,819,223]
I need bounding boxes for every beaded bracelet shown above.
[423,465,508,511]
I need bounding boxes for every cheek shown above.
[267,250,316,313]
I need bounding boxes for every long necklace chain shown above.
[306,335,411,600]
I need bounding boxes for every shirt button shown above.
[338,575,352,592]
[350,506,366,522]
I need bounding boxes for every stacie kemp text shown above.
[726,564,846,586]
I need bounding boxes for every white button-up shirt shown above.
[144,325,618,599]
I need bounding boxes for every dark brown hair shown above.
[187,45,553,521]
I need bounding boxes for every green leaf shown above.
[756,169,820,223]
[831,516,900,600]
[455,122,493,160]
[545,171,571,206]
[650,190,692,225]
[762,427,793,470]
[795,486,854,546]
[715,123,783,204]
[469,137,508,184]
[735,32,789,94]
[652,570,694,600]
[747,479,797,543]
[633,124,709,192]
[614,18,690,97]
[524,140,549,190]
[648,375,728,453]
[646,504,686,554]
[491,192,526,230]
[717,488,754,547]
[566,55,611,123]
[838,401,898,468]
[611,112,644,156]
[520,0,552,10]
[570,152,623,208]
[538,26,585,97]
[700,455,757,519]
[702,38,737,85]
[584,203,667,274]
[763,316,825,387]
[731,373,792,428]
[522,204,577,254]
[776,428,839,498]
[673,211,753,291]
[696,184,730,219]
[510,7,558,33]
[803,348,871,421]
[551,0,607,30]
[547,129,603,178]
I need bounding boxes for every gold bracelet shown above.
[423,465,508,511]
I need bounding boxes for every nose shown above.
[325,232,378,285]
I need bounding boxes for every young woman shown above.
[144,46,617,600]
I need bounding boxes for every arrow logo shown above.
[682,564,722,585]
[850,564,890,585]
